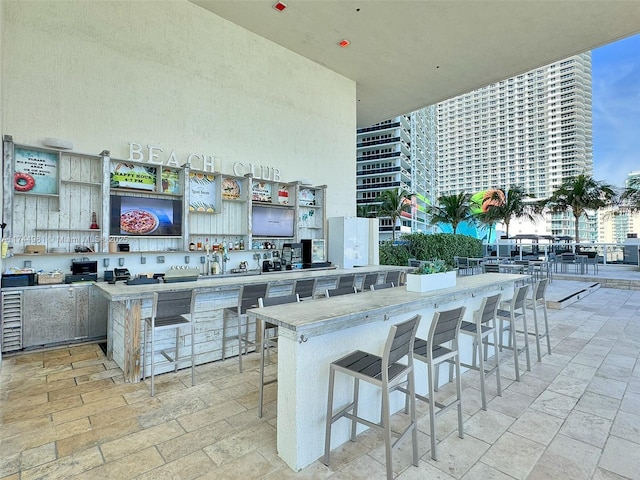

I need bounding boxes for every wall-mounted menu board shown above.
[189,171,216,212]
[110,162,157,191]
[13,146,59,195]
[277,184,290,205]
[252,180,272,202]
[221,177,242,200]
[161,168,180,195]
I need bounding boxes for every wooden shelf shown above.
[35,228,101,232]
[14,192,59,198]
[61,180,102,187]
[110,187,182,197]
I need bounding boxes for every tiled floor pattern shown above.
[1,284,639,479]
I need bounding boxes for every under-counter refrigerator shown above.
[301,239,326,265]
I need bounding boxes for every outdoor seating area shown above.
[453,252,610,283]
[2,277,639,479]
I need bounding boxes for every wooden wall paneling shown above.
[59,153,71,181]
[11,194,26,243]
[3,136,15,239]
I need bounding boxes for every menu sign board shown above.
[161,168,180,194]
[277,184,290,205]
[110,162,157,191]
[252,181,272,202]
[14,147,59,195]
[189,171,216,212]
[221,178,242,200]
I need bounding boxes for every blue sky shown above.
[592,32,640,187]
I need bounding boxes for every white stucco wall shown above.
[0,0,356,218]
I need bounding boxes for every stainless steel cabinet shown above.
[23,286,78,348]
[88,286,109,338]
[21,284,110,349]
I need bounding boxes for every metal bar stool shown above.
[256,293,300,417]
[410,306,466,460]
[337,274,356,290]
[371,282,395,290]
[482,263,500,273]
[525,278,551,362]
[222,282,270,372]
[293,278,316,300]
[359,272,380,292]
[142,290,197,397]
[323,315,421,480]
[496,285,531,381]
[325,286,358,297]
[384,270,404,286]
[458,294,502,410]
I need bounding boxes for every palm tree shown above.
[482,186,538,237]
[475,205,503,243]
[428,192,474,234]
[543,174,616,242]
[619,176,640,211]
[375,189,411,241]
[356,204,376,218]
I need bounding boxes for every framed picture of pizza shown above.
[221,177,242,200]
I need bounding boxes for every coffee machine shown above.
[262,259,282,272]
[66,259,98,283]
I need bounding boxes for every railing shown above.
[482,241,636,265]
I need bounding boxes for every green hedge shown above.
[379,233,482,269]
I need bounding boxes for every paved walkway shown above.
[1,279,639,479]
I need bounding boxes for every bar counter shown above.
[246,273,524,471]
[94,266,405,383]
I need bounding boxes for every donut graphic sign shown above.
[14,147,59,195]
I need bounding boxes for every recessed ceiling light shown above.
[273,1,287,12]
[338,39,351,48]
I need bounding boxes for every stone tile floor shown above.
[1,282,639,479]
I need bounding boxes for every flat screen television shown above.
[252,205,295,237]
[110,195,183,236]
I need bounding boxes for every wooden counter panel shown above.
[103,266,406,382]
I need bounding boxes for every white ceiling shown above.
[191,0,640,127]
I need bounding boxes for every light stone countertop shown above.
[247,273,525,338]
[93,265,406,301]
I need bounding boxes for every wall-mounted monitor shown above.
[109,195,183,236]
[252,205,295,238]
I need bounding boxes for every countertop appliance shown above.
[302,238,326,268]
[114,268,131,281]
[1,272,36,288]
[71,260,98,275]
[65,273,98,283]
[262,260,282,272]
[282,242,303,270]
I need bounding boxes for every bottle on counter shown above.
[239,237,244,250]
[211,256,220,275]
[228,240,233,251]
[189,242,195,251]
[234,238,239,250]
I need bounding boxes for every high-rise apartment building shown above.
[356,107,437,240]
[436,53,593,239]
[598,171,640,244]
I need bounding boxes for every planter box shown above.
[406,270,457,293]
